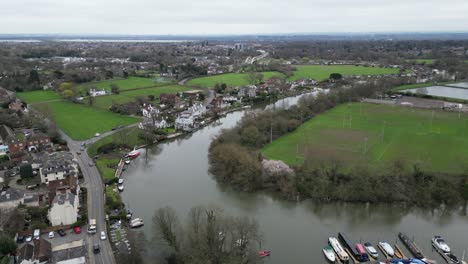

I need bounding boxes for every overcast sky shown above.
[1,0,468,35]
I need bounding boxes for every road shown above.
[59,131,117,264]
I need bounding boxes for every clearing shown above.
[262,103,468,173]
[17,90,62,104]
[78,77,167,93]
[35,101,139,140]
[288,65,400,81]
[186,72,284,88]
[93,85,191,109]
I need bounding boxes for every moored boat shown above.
[329,237,349,262]
[323,245,336,263]
[398,232,424,259]
[127,149,141,159]
[364,242,379,259]
[129,218,144,228]
[379,242,395,257]
[432,235,451,253]
[257,251,270,258]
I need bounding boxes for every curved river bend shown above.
[122,94,468,263]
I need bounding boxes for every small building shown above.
[89,88,107,97]
[48,191,78,226]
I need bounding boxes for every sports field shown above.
[186,72,283,88]
[36,101,139,140]
[288,65,400,81]
[94,85,191,109]
[262,103,468,173]
[17,90,62,104]
[78,77,164,93]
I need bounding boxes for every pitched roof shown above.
[18,243,35,261]
[34,238,52,262]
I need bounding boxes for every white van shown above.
[33,229,40,240]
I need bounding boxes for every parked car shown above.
[95,133,101,137]
[58,229,66,237]
[16,235,25,243]
[93,244,100,254]
[33,229,40,240]
[48,231,54,239]
[76,151,81,155]
[73,227,81,234]
[89,162,94,167]
[100,231,106,240]
[25,235,32,242]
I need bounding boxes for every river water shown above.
[122,94,468,263]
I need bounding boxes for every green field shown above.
[407,59,436,65]
[288,65,400,81]
[262,103,468,173]
[17,90,62,104]
[78,77,165,93]
[37,101,139,140]
[94,85,191,109]
[186,72,283,88]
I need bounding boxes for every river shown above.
[121,94,468,263]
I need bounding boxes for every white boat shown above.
[130,219,144,228]
[323,245,336,263]
[118,178,124,184]
[379,242,395,257]
[125,160,130,164]
[117,184,124,191]
[432,236,451,253]
[329,237,349,262]
[364,242,379,259]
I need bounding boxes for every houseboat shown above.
[338,232,364,262]
[356,243,369,261]
[398,232,424,259]
[126,149,141,159]
[328,237,349,262]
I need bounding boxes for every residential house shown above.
[0,189,24,209]
[39,152,78,184]
[237,85,257,98]
[8,132,51,153]
[48,191,79,226]
[0,86,15,105]
[160,93,180,106]
[17,238,52,264]
[89,88,107,97]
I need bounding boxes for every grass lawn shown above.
[96,158,120,181]
[78,77,164,93]
[262,103,468,173]
[105,185,121,205]
[17,90,62,104]
[186,72,284,88]
[88,127,144,157]
[407,59,436,65]
[288,65,400,81]
[94,85,191,109]
[36,101,139,140]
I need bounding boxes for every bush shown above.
[97,142,119,154]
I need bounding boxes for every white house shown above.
[89,88,107,97]
[48,192,78,226]
[39,152,78,184]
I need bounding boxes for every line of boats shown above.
[324,232,466,264]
